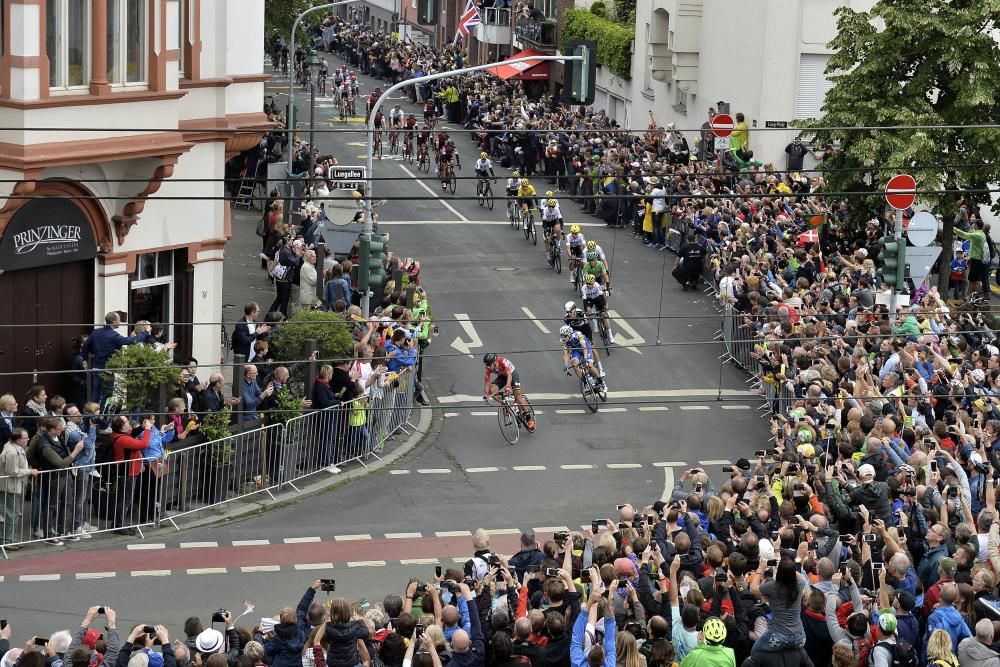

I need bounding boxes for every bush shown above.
[589,1,607,18]
[266,309,354,363]
[267,385,304,427]
[562,9,633,80]
[200,407,234,465]
[105,344,179,412]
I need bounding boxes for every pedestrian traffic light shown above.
[562,40,597,106]
[878,234,906,290]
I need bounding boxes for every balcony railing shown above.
[514,15,556,47]
[476,7,511,44]
[482,7,510,25]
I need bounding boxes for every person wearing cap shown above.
[850,463,892,527]
[868,610,916,667]
[65,606,121,667]
[923,557,959,618]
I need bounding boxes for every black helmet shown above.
[483,353,497,366]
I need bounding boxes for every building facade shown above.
[0,0,269,399]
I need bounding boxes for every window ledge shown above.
[0,88,186,109]
[671,104,687,115]
[641,88,655,101]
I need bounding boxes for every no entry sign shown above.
[885,174,916,210]
[711,113,734,138]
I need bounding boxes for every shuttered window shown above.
[796,53,834,118]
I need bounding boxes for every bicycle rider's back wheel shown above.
[486,185,494,210]
[477,184,485,207]
[510,204,519,229]
[529,216,537,245]
[580,375,599,413]
[448,174,457,194]
[519,395,535,426]
[600,318,612,356]
[523,215,531,240]
[554,249,562,274]
[498,403,520,445]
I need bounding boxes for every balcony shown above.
[475,7,511,45]
[514,15,557,49]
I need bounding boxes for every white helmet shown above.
[564,301,576,312]
[559,325,573,337]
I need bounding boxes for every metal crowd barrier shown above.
[0,370,417,554]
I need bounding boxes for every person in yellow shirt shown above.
[731,112,749,152]
[517,178,537,217]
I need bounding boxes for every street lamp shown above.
[305,49,324,173]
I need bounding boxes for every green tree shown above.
[266,0,314,46]
[266,309,354,363]
[105,345,179,412]
[800,0,1000,291]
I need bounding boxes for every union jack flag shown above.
[454,0,482,44]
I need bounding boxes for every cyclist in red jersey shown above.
[482,353,535,432]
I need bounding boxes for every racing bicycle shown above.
[522,207,537,245]
[587,302,613,356]
[507,198,521,229]
[489,391,535,445]
[476,177,494,210]
[543,226,562,273]
[566,365,606,413]
[417,143,430,172]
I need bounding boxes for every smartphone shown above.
[320,578,336,592]
[554,531,569,543]
[415,623,425,635]
[0,620,5,631]
[97,607,105,615]
[143,626,156,635]
[694,483,704,493]
[862,533,876,544]
[545,567,561,577]
[618,522,629,531]
[690,468,702,474]
[788,517,799,525]
[771,531,780,541]
[755,449,767,457]
[34,638,48,647]
[592,519,608,532]
[766,559,779,567]
[714,569,728,582]
[435,565,442,577]
[616,503,627,510]
[839,535,852,543]
[872,562,885,572]
[930,460,938,473]
[722,466,734,473]
[617,580,628,589]
[527,565,541,573]
[580,570,592,583]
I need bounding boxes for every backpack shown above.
[868,640,917,667]
[256,212,268,238]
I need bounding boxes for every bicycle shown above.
[403,134,415,164]
[507,198,521,229]
[569,255,584,291]
[417,143,430,173]
[587,304,613,356]
[373,132,383,160]
[522,207,537,245]
[441,161,456,194]
[566,364,606,413]
[543,227,563,273]
[389,128,399,155]
[339,96,348,123]
[476,178,494,210]
[490,391,535,445]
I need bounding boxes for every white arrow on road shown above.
[607,309,645,354]
[450,314,483,358]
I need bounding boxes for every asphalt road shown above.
[0,60,770,637]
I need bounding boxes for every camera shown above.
[415,583,427,595]
[554,531,569,543]
[580,570,592,583]
[714,569,728,582]
[321,579,336,592]
[143,626,156,635]
[545,567,561,577]
[97,607,105,615]
[617,580,628,589]
[211,609,229,623]
[788,517,799,525]
[489,555,502,567]
[862,533,876,543]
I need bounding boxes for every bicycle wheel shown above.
[599,317,612,356]
[477,183,485,207]
[419,152,429,173]
[485,184,494,210]
[523,213,531,240]
[529,215,537,245]
[498,403,520,445]
[448,173,457,194]
[519,395,535,429]
[554,249,562,274]
[596,378,608,402]
[510,203,519,229]
[580,374,599,413]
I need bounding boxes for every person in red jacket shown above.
[109,415,153,535]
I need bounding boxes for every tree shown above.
[800,0,1000,291]
[266,0,313,47]
[105,345,179,412]
[266,309,354,363]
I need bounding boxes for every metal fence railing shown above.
[0,369,417,554]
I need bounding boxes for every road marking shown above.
[555,409,586,414]
[385,532,423,539]
[400,558,441,565]
[699,459,732,465]
[131,569,172,577]
[484,528,521,535]
[533,526,570,532]
[607,309,646,354]
[679,405,710,410]
[601,407,627,413]
[467,466,499,472]
[449,313,483,358]
[437,389,756,403]
[452,557,473,563]
[241,565,281,573]
[512,465,546,471]
[561,464,594,469]
[294,563,335,571]
[389,469,411,475]
[187,567,228,575]
[436,530,472,537]
[607,463,643,469]
[399,164,467,221]
[76,572,116,580]
[444,412,459,418]
[720,405,751,410]
[652,461,688,467]
[521,307,551,334]
[232,539,271,546]
[284,536,322,544]
[180,541,218,548]
[638,406,669,412]
[20,573,60,582]
[661,466,675,502]
[417,468,451,474]
[127,543,165,550]
[347,560,387,567]
[334,534,372,541]
[470,411,494,416]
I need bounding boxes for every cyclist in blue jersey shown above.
[559,325,604,391]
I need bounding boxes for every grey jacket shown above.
[64,626,121,667]
[959,638,1000,667]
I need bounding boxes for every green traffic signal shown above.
[877,234,907,290]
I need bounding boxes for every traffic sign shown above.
[905,246,942,287]
[714,136,731,152]
[906,211,937,247]
[711,113,734,138]
[885,174,916,210]
[330,166,366,191]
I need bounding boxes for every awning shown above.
[488,48,551,81]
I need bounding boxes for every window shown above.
[796,53,834,118]
[47,0,90,90]
[130,251,174,338]
[672,86,687,114]
[107,0,146,85]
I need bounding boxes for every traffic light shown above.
[878,234,907,290]
[563,40,597,106]
[364,233,388,293]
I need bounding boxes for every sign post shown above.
[884,174,917,319]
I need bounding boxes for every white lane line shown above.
[385,532,423,539]
[638,406,668,412]
[467,466,499,473]
[512,465,546,471]
[521,307,551,334]
[241,565,281,573]
[294,563,335,571]
[721,405,751,410]
[436,530,472,537]
[399,164,468,222]
[679,405,710,410]
[601,407,627,413]
[470,411,494,416]
[347,560,387,567]
[484,528,521,535]
[607,463,643,469]
[699,459,732,465]
[334,534,372,541]
[444,412,459,418]
[284,536,322,544]
[20,573,61,582]
[127,543,165,550]
[187,567,228,575]
[561,464,594,470]
[661,466,675,502]
[452,557,473,563]
[76,572,116,580]
[556,409,586,414]
[131,569,172,577]
[437,389,756,403]
[390,469,411,475]
[417,468,452,474]
[232,539,271,547]
[533,526,570,533]
[400,558,440,565]
[652,461,688,467]
[180,541,218,548]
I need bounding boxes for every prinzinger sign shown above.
[0,198,98,271]
[12,224,84,254]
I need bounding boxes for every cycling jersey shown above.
[390,109,403,121]
[404,118,417,129]
[562,331,594,356]
[485,356,516,383]
[475,158,493,173]
[565,310,593,339]
[581,282,604,300]
[589,245,607,263]
[372,113,384,128]
[541,205,562,221]
[517,184,537,198]
[506,178,520,192]
[339,84,351,97]
[584,260,607,280]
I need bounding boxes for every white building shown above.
[0,0,269,399]
[593,0,875,167]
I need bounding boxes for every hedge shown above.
[561,9,633,80]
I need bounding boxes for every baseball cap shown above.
[939,557,957,576]
[858,464,876,479]
[896,590,916,612]
[82,630,102,649]
[195,629,225,654]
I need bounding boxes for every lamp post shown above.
[305,49,324,174]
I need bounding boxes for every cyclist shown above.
[540,196,563,267]
[506,170,521,200]
[372,109,385,152]
[475,152,495,187]
[438,139,456,187]
[404,112,418,133]
[332,66,344,90]
[389,104,404,129]
[565,224,587,286]
[416,122,432,162]
[581,273,614,344]
[364,87,381,124]
[338,79,352,115]
[582,255,614,343]
[482,353,535,432]
[559,326,605,391]
[423,98,436,127]
[517,178,537,219]
[349,72,359,102]
[586,239,607,265]
[318,59,329,95]
[564,301,605,377]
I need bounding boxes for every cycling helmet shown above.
[587,240,597,250]
[547,199,557,207]
[481,151,488,158]
[520,178,529,186]
[585,274,596,284]
[587,251,598,261]
[482,353,497,366]
[559,325,573,337]
[446,139,454,146]
[545,190,554,197]
[570,225,581,234]
[702,617,727,645]
[877,611,898,634]
[512,170,521,177]
[564,301,576,312]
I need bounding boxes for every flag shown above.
[796,229,819,247]
[454,0,482,44]
[805,213,825,228]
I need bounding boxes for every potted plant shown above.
[105,344,179,412]
[199,407,234,504]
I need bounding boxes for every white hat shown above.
[971,452,985,466]
[858,463,876,479]
[195,629,225,654]
[971,369,986,383]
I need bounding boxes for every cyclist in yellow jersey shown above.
[517,178,537,217]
